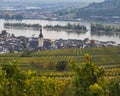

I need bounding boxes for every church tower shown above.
[38,29,44,50]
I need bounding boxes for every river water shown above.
[0,19,120,43]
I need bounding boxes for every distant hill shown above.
[57,0,120,21]
[75,0,120,21]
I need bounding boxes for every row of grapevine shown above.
[105,68,120,76]
[38,71,74,78]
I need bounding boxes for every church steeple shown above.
[39,28,43,38]
[38,28,44,50]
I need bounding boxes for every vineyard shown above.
[0,47,120,96]
[0,47,120,76]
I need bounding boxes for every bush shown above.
[56,60,68,71]
[109,77,120,96]
[0,60,70,96]
[21,50,33,57]
[70,54,108,96]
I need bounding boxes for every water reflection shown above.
[44,28,86,35]
[91,31,120,38]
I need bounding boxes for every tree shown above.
[70,54,108,96]
[1,30,7,35]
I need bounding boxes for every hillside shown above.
[57,0,120,21]
[76,0,120,19]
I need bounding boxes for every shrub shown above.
[0,60,70,96]
[70,54,108,96]
[56,60,68,71]
[108,77,120,96]
[21,50,33,57]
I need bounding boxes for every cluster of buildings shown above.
[0,5,58,20]
[0,29,43,53]
[0,29,119,54]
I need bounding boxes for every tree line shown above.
[91,23,120,33]
[44,23,87,31]
[4,23,42,29]
[4,23,87,32]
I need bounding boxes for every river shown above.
[0,19,120,44]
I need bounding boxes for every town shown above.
[0,29,119,54]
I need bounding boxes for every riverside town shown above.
[0,29,119,54]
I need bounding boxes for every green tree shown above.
[70,54,108,96]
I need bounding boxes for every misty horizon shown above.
[0,0,104,3]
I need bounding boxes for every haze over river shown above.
[0,19,120,44]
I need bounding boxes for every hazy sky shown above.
[70,0,104,2]
[33,0,104,2]
[0,0,104,3]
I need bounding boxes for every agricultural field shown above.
[0,47,120,76]
[0,47,120,96]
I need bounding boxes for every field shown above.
[0,47,120,76]
[0,47,120,96]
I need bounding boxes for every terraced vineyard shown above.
[0,47,119,78]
